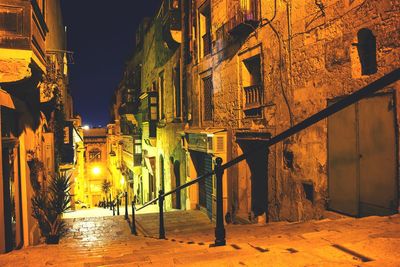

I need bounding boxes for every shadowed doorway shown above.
[236,131,270,223]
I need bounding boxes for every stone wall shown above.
[188,0,399,222]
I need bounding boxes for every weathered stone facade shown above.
[0,0,76,253]
[186,0,399,222]
[113,0,399,225]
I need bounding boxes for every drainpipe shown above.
[260,0,294,127]
[181,0,190,122]
[286,0,293,102]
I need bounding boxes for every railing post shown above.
[125,192,128,220]
[131,201,137,235]
[158,190,166,239]
[214,157,226,246]
[117,196,120,215]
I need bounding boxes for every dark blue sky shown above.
[61,1,161,126]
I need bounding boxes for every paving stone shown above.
[0,212,399,266]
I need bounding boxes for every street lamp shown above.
[92,166,101,175]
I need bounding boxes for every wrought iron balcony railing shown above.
[244,84,263,109]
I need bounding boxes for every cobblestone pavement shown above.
[0,212,399,266]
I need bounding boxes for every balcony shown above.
[161,0,181,50]
[139,91,158,138]
[227,0,259,36]
[122,134,142,167]
[0,0,48,82]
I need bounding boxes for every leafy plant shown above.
[31,171,71,244]
[101,179,112,196]
[27,156,44,192]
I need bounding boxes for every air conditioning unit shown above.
[206,132,227,155]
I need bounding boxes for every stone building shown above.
[184,0,399,223]
[112,0,399,224]
[112,20,145,206]
[83,128,110,207]
[114,2,189,210]
[0,0,74,253]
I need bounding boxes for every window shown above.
[357,28,377,76]
[158,72,165,120]
[134,139,142,166]
[241,55,263,117]
[134,140,142,154]
[151,81,157,92]
[173,63,181,119]
[89,149,101,162]
[203,75,213,121]
[199,1,211,58]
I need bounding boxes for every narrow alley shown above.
[0,0,399,266]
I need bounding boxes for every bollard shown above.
[125,192,128,220]
[214,157,226,246]
[117,196,120,216]
[131,201,137,235]
[158,190,166,239]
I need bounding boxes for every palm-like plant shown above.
[102,179,111,196]
[32,172,72,244]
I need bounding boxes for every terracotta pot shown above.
[45,235,60,244]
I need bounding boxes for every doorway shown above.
[190,151,213,219]
[237,140,269,220]
[148,157,157,201]
[170,158,181,209]
[2,139,23,252]
[328,93,398,217]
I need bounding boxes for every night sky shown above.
[61,1,161,127]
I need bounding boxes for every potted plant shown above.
[31,171,72,244]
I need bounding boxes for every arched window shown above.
[357,28,377,75]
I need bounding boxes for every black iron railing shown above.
[102,192,125,216]
[128,68,400,246]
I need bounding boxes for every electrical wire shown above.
[260,0,294,127]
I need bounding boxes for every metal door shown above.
[328,93,397,217]
[328,104,359,216]
[192,151,213,218]
[358,94,397,216]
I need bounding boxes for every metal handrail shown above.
[130,68,400,244]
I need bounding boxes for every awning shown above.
[0,90,29,113]
[0,89,15,109]
[235,130,271,142]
